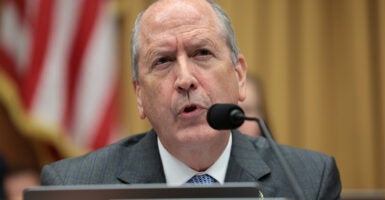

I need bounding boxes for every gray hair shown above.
[130,0,240,83]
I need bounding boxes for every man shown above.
[41,0,341,199]
[238,76,267,137]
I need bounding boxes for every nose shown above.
[174,57,198,93]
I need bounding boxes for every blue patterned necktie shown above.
[187,174,217,184]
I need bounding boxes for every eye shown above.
[155,57,171,66]
[195,49,212,57]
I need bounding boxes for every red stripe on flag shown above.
[21,0,53,110]
[63,0,101,132]
[91,85,118,149]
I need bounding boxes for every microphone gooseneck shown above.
[206,103,306,200]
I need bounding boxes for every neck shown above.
[161,132,230,172]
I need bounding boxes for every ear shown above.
[234,54,247,102]
[133,81,146,119]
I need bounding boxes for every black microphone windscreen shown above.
[206,103,245,130]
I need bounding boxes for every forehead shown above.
[150,0,207,22]
[139,0,220,40]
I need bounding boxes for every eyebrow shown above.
[185,38,218,51]
[143,41,176,66]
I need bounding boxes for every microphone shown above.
[206,104,245,130]
[206,103,306,200]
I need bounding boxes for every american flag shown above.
[0,0,122,157]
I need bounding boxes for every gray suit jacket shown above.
[41,129,341,199]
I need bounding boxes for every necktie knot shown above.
[187,174,217,184]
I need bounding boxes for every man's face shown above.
[134,0,247,148]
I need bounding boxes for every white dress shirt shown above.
[158,134,232,186]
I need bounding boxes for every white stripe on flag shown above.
[0,0,31,75]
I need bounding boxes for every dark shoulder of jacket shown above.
[67,131,150,159]
[48,131,151,165]
[118,130,152,148]
[253,135,332,163]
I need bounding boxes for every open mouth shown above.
[183,104,198,113]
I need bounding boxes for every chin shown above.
[177,125,221,143]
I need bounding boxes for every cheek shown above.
[140,79,173,114]
[205,67,240,101]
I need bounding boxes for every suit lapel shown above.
[116,130,166,184]
[226,130,276,196]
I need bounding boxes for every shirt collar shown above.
[158,133,232,186]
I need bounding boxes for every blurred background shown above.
[0,0,384,199]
